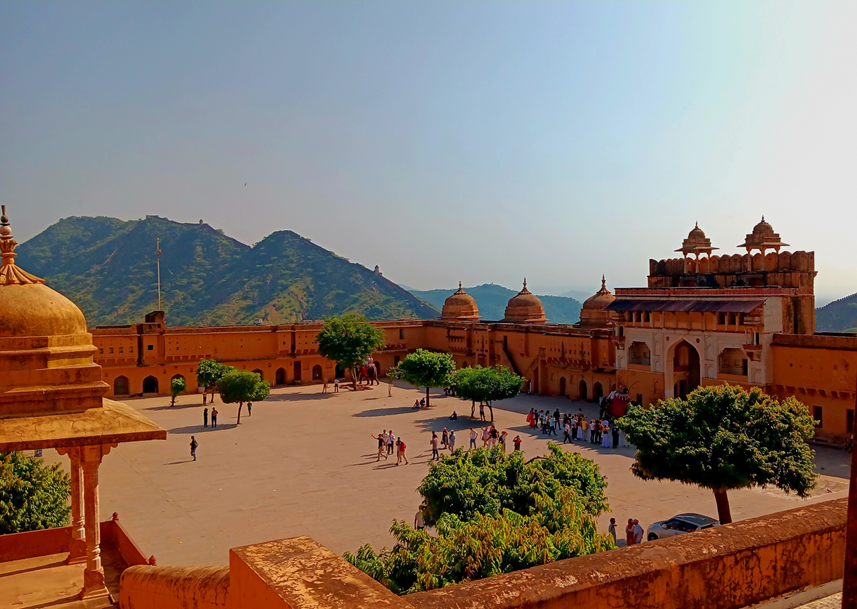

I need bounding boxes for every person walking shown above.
[211,407,218,428]
[247,402,252,417]
[563,420,571,444]
[626,519,636,545]
[633,520,644,544]
[482,426,491,448]
[430,432,440,461]
[334,378,339,392]
[203,393,207,406]
[190,436,198,461]
[441,427,449,448]
[608,518,617,543]
[448,430,456,452]
[551,415,558,436]
[414,506,425,530]
[499,430,508,453]
[396,438,409,465]
[469,428,477,450]
[373,432,387,461]
[590,420,597,444]
[479,402,486,421]
[601,421,612,448]
[612,424,620,449]
[203,407,209,428]
[526,408,535,428]
[388,431,396,455]
[513,435,522,452]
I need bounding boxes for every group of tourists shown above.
[607,517,644,546]
[427,425,522,460]
[371,430,410,465]
[526,407,630,449]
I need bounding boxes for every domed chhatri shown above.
[579,276,615,326]
[440,282,480,321]
[0,207,89,338]
[738,216,789,252]
[675,222,717,257]
[503,279,547,324]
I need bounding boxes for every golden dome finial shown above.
[0,206,44,285]
[601,274,606,288]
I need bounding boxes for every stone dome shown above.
[738,216,789,250]
[0,206,87,338]
[503,280,547,324]
[579,276,615,326]
[0,205,107,416]
[675,222,716,256]
[440,282,480,321]
[582,276,615,310]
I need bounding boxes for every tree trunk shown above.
[171,396,175,407]
[471,400,475,418]
[487,401,494,421]
[237,402,243,425]
[425,387,430,408]
[713,489,732,524]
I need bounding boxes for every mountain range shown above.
[409,284,583,324]
[17,216,439,327]
[816,293,857,333]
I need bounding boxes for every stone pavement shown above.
[44,382,850,567]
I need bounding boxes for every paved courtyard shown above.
[46,382,851,567]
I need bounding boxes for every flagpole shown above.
[156,238,162,311]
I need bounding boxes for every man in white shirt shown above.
[387,432,396,455]
[633,519,644,544]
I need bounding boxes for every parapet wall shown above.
[407,498,846,609]
[120,566,230,609]
[648,250,816,289]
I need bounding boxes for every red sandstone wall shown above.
[407,499,846,609]
[120,565,230,609]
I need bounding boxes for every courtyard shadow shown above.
[265,392,335,403]
[353,406,418,417]
[168,424,238,434]
[144,402,205,412]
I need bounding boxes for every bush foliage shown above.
[345,444,612,594]
[0,452,71,535]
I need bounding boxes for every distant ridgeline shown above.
[410,283,582,324]
[816,292,857,333]
[17,216,439,327]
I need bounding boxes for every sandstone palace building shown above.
[91,218,857,444]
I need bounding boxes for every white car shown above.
[646,513,719,541]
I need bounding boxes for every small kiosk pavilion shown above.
[0,206,166,601]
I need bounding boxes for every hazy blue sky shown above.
[2,1,855,302]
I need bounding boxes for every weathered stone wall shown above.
[407,498,846,609]
[119,565,230,609]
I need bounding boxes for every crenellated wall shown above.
[648,250,816,290]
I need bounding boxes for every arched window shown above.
[593,382,604,402]
[628,342,651,366]
[143,376,159,394]
[114,376,130,396]
[579,380,588,401]
[559,377,567,396]
[312,365,322,380]
[252,369,263,380]
[275,368,286,386]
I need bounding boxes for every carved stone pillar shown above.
[68,447,87,564]
[80,445,110,599]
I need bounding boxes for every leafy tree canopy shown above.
[0,452,71,535]
[345,444,612,594]
[452,365,524,420]
[170,376,187,406]
[316,315,386,381]
[418,443,609,526]
[617,384,817,523]
[196,359,235,394]
[391,349,455,406]
[216,370,270,424]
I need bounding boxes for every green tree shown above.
[345,444,612,593]
[452,365,524,421]
[170,376,187,407]
[196,359,235,403]
[316,315,385,388]
[0,452,71,535]
[390,349,455,407]
[617,384,817,524]
[216,370,271,425]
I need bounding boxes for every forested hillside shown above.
[17,216,439,327]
